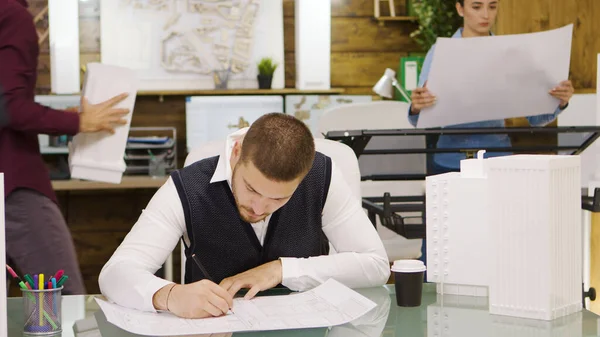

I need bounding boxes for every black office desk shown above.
[326,126,600,237]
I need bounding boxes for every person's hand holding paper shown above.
[550,80,574,108]
[78,93,130,134]
[410,81,437,114]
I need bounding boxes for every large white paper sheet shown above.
[96,279,376,336]
[417,24,573,128]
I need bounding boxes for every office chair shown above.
[318,101,425,262]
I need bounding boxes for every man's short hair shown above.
[240,113,315,182]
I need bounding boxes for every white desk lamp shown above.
[373,68,412,103]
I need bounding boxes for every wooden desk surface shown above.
[51,176,168,191]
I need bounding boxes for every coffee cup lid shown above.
[391,259,426,273]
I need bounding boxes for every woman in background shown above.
[408,0,574,174]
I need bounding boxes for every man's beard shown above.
[231,172,269,223]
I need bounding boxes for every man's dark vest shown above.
[171,152,332,284]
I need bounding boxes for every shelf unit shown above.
[137,88,345,97]
[42,88,345,97]
[51,176,168,191]
[373,16,418,26]
[374,16,418,22]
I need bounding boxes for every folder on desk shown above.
[69,63,138,184]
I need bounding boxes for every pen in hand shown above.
[190,254,214,281]
[191,254,234,314]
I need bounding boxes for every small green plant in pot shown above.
[257,57,278,89]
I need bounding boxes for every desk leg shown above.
[591,212,600,314]
[165,252,173,282]
[368,211,376,228]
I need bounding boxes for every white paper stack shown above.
[69,63,138,183]
[487,155,582,320]
[96,279,376,336]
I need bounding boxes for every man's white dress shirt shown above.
[99,128,390,312]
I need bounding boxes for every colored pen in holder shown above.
[21,286,63,335]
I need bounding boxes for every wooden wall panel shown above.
[282,0,419,94]
[496,0,599,90]
[284,0,406,18]
[285,51,409,89]
[330,18,419,52]
[495,0,550,33]
[65,191,155,232]
[65,190,156,294]
[331,52,409,87]
[548,0,600,89]
[284,17,419,53]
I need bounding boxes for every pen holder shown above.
[21,287,63,335]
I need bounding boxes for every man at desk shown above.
[100,113,390,318]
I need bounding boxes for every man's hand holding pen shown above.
[152,255,282,319]
[161,280,234,319]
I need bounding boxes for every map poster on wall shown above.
[100,0,284,91]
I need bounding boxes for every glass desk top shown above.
[7,284,600,337]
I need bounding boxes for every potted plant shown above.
[393,0,462,101]
[409,0,463,52]
[257,57,278,89]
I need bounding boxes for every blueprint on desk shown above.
[96,279,377,336]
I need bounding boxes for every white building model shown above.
[426,152,582,320]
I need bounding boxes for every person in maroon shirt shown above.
[0,0,130,294]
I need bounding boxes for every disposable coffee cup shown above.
[391,260,426,307]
